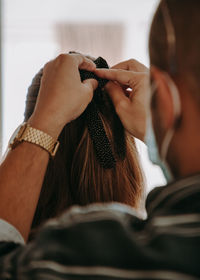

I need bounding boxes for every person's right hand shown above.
[94,59,150,142]
[28,53,98,139]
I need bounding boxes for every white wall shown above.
[2,0,165,192]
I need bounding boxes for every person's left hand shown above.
[28,53,98,139]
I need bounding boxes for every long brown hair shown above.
[24,64,144,237]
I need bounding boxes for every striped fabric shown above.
[0,174,200,279]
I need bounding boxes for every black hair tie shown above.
[79,57,126,169]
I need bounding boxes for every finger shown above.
[94,68,134,87]
[105,81,130,111]
[71,54,96,71]
[54,53,96,72]
[83,78,98,91]
[111,59,148,72]
[80,60,96,71]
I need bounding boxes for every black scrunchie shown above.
[80,57,126,169]
[24,56,126,169]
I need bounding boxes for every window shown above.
[1,0,165,191]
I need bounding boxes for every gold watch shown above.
[9,122,60,157]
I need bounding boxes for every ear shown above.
[150,66,175,133]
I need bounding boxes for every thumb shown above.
[83,78,98,91]
[82,79,98,103]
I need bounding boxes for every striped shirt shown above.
[0,174,200,279]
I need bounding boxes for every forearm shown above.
[0,53,97,243]
[0,142,49,241]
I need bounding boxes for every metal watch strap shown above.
[19,123,59,157]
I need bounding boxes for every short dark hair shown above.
[149,0,200,102]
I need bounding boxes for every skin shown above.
[0,54,98,241]
[1,50,199,241]
[95,59,150,142]
[150,67,200,178]
[95,62,200,179]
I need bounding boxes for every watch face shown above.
[9,123,26,147]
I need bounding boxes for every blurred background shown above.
[0,0,165,192]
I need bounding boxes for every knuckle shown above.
[57,53,66,60]
[127,58,147,72]
[56,53,70,64]
[127,58,138,68]
[128,58,137,64]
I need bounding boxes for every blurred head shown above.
[24,58,144,237]
[149,0,200,178]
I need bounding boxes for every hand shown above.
[28,53,98,139]
[94,59,150,142]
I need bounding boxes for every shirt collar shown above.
[146,173,200,216]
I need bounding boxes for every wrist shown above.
[27,115,64,140]
[9,122,60,157]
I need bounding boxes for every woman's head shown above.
[24,56,144,235]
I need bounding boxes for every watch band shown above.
[9,123,60,157]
